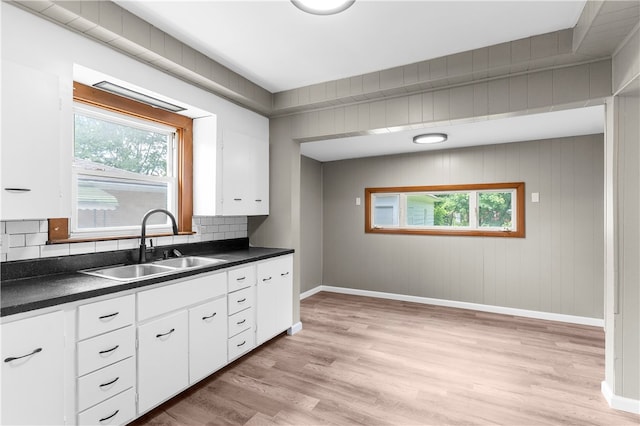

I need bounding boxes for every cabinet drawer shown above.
[78,294,135,340]
[138,272,226,321]
[228,306,254,337]
[77,388,135,426]
[77,326,135,376]
[228,265,256,292]
[227,286,254,315]
[228,327,255,361]
[257,255,292,283]
[77,357,135,412]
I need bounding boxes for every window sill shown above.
[48,231,195,245]
[365,227,524,238]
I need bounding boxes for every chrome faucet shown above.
[139,208,178,263]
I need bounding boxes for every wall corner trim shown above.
[601,380,640,415]
[304,285,605,328]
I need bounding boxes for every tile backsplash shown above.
[0,216,247,262]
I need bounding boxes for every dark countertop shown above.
[1,241,293,317]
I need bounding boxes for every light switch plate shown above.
[355,197,361,206]
[531,192,540,203]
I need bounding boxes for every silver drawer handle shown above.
[98,345,119,355]
[237,340,246,347]
[202,312,217,320]
[236,276,246,281]
[233,198,242,201]
[99,312,119,320]
[255,199,262,202]
[262,276,272,282]
[156,328,175,338]
[4,347,42,363]
[236,319,246,325]
[99,409,119,423]
[99,377,119,388]
[281,272,290,277]
[237,298,247,304]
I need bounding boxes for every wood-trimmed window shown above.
[365,182,525,238]
[50,82,193,243]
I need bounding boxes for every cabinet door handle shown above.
[202,312,217,320]
[255,199,262,202]
[156,328,175,338]
[237,298,247,304]
[99,377,120,388]
[98,312,119,320]
[237,340,246,347]
[233,198,242,201]
[236,319,246,325]
[4,188,31,193]
[281,272,290,277]
[236,276,246,281]
[98,345,119,355]
[262,276,272,282]
[4,347,42,363]
[99,409,119,423]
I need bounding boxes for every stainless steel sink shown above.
[82,263,176,281]
[152,256,226,269]
[81,256,226,282]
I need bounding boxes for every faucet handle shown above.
[172,249,183,257]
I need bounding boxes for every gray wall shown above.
[610,91,640,399]
[300,156,323,294]
[321,135,604,319]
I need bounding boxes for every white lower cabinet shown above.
[226,264,257,361]
[0,254,294,425]
[188,297,227,384]
[76,294,136,426]
[137,310,189,414]
[256,255,294,345]
[1,311,65,426]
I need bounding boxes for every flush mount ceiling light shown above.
[413,133,448,144]
[93,81,186,113]
[291,0,355,15]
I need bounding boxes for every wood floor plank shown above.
[130,292,640,425]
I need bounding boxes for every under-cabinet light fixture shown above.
[413,133,448,144]
[291,0,355,15]
[93,81,186,113]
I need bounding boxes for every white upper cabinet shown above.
[1,61,65,220]
[193,116,269,216]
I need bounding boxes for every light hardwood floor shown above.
[131,292,639,425]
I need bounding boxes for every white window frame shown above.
[71,103,178,238]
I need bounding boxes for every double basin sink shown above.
[81,256,226,282]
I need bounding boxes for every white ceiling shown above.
[112,1,604,163]
[116,0,586,93]
[300,106,605,162]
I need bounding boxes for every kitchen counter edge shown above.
[1,247,294,318]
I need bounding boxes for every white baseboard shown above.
[302,285,604,328]
[300,286,323,300]
[287,321,303,335]
[602,380,640,414]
